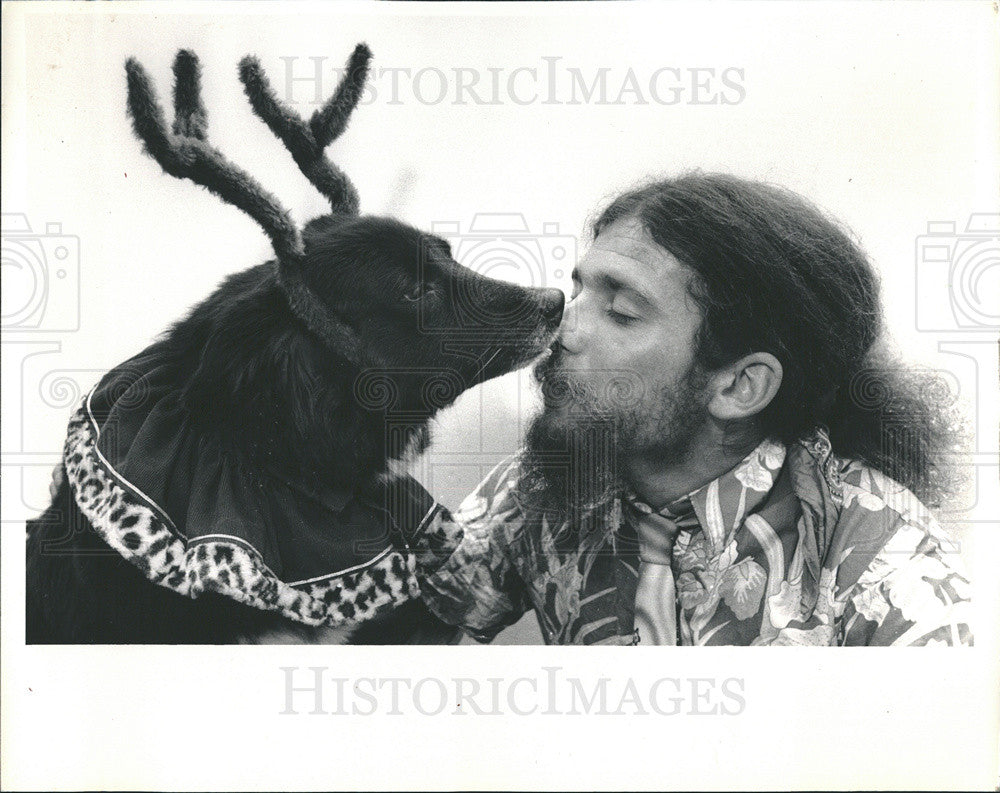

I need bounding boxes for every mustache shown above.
[533,343,648,416]
[533,343,591,411]
[531,340,562,384]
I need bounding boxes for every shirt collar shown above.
[624,437,788,556]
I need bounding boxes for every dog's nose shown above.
[538,288,565,325]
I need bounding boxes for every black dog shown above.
[25,45,563,644]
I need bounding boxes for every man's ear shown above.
[705,352,783,422]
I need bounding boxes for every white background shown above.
[2,1,998,790]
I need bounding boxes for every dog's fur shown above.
[25,47,563,644]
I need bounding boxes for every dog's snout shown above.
[538,288,565,326]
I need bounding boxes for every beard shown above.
[515,344,709,531]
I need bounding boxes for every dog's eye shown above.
[404,283,438,302]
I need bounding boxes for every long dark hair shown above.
[593,172,965,507]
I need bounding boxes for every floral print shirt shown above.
[411,430,973,646]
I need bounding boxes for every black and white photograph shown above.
[2,1,998,789]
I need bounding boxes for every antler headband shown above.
[124,45,373,360]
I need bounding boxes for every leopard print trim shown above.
[63,396,421,626]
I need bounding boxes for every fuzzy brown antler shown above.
[126,49,362,361]
[238,44,371,215]
[126,50,304,263]
[170,50,208,139]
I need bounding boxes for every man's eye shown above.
[606,308,638,326]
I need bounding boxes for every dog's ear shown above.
[303,214,349,247]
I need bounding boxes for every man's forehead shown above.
[587,218,684,274]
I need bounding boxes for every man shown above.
[404,172,972,646]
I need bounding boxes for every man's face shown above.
[520,216,709,515]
